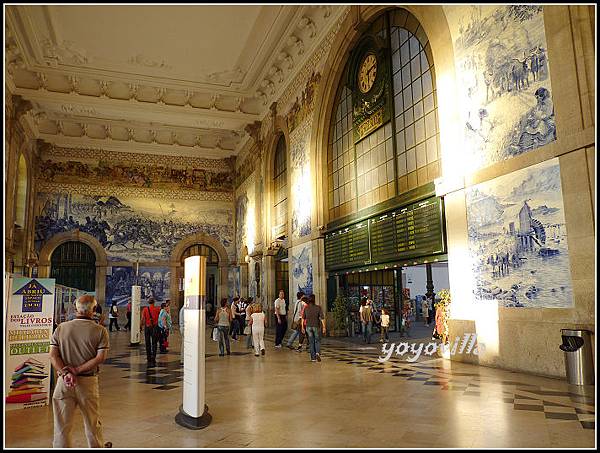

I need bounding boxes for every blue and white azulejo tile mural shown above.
[228,266,241,300]
[291,242,313,296]
[138,267,171,302]
[465,158,573,308]
[445,5,556,172]
[105,266,134,307]
[106,266,171,306]
[35,193,234,263]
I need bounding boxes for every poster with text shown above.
[5,278,55,410]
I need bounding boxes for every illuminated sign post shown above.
[175,256,212,429]
[130,285,141,346]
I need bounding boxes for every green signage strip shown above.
[325,196,446,271]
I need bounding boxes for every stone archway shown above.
[168,232,230,313]
[38,229,109,304]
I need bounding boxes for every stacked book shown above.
[6,357,48,404]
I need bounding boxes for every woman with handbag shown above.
[286,293,307,351]
[213,298,232,356]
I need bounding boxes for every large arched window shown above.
[327,9,441,221]
[15,154,28,228]
[272,134,287,238]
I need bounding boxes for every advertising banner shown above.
[5,278,56,410]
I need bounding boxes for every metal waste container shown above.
[560,329,594,385]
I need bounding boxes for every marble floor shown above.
[5,327,596,448]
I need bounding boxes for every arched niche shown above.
[168,232,230,313]
[38,229,109,304]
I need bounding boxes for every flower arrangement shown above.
[434,289,451,345]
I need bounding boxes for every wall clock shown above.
[358,53,378,94]
[347,34,392,143]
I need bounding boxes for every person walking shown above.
[93,302,104,325]
[427,295,436,326]
[215,298,232,357]
[302,295,326,362]
[273,290,287,348]
[108,302,120,332]
[286,292,306,350]
[422,298,430,327]
[230,297,240,341]
[50,294,111,448]
[360,298,374,344]
[124,300,132,331]
[238,297,247,336]
[249,302,266,357]
[245,297,254,349]
[158,302,172,353]
[213,298,232,356]
[141,297,161,366]
[380,308,390,343]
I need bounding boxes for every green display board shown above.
[370,197,444,263]
[324,221,370,271]
[325,197,445,271]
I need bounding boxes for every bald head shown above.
[76,294,97,316]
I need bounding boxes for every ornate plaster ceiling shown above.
[6,4,345,159]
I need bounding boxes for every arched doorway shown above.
[180,244,219,315]
[50,241,96,292]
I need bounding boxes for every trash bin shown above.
[560,329,594,385]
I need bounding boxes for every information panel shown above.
[324,221,370,271]
[5,278,55,411]
[324,197,445,271]
[370,197,444,263]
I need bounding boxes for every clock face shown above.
[358,53,377,94]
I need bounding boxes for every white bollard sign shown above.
[130,286,141,345]
[175,256,211,429]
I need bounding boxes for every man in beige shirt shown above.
[50,294,110,448]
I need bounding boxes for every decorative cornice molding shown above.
[37,181,234,202]
[244,120,263,146]
[256,6,349,110]
[279,7,350,111]
[128,54,172,70]
[42,144,235,171]
[41,39,89,66]
[12,94,34,122]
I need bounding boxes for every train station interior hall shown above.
[4,4,596,450]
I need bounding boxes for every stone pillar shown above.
[218,264,228,305]
[240,262,249,298]
[95,265,106,306]
[263,253,276,327]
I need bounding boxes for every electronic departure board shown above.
[324,221,370,271]
[324,197,445,271]
[369,197,444,263]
